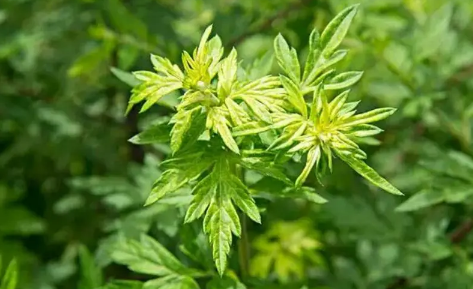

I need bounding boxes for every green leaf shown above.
[303,50,346,88]
[110,235,189,276]
[100,280,143,289]
[302,28,321,82]
[280,75,307,117]
[345,124,383,138]
[328,90,349,120]
[140,235,189,274]
[324,71,363,90]
[184,173,215,224]
[300,188,328,204]
[395,190,444,212]
[139,83,183,113]
[0,259,18,289]
[68,43,114,77]
[207,36,224,77]
[78,245,103,289]
[415,3,453,61]
[269,122,308,151]
[341,108,396,127]
[170,107,203,154]
[239,150,292,184]
[207,108,240,154]
[111,67,141,87]
[447,151,473,172]
[444,187,473,204]
[146,150,213,205]
[106,0,148,40]
[218,49,238,97]
[126,54,183,113]
[282,186,328,204]
[240,96,272,124]
[244,51,274,80]
[129,122,171,145]
[295,146,320,187]
[232,121,271,137]
[198,25,213,58]
[225,98,251,127]
[320,4,359,57]
[184,158,259,274]
[274,34,300,83]
[144,275,199,289]
[206,200,236,275]
[146,170,186,206]
[227,174,261,223]
[310,83,324,122]
[337,152,403,195]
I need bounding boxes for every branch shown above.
[447,64,473,85]
[226,0,312,47]
[450,218,473,243]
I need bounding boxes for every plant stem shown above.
[235,164,250,280]
[238,213,250,280]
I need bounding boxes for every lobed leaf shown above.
[146,151,214,206]
[170,106,203,154]
[111,235,191,277]
[207,108,240,154]
[185,158,260,274]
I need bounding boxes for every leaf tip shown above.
[349,3,361,12]
[144,196,157,207]
[127,135,138,144]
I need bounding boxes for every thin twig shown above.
[450,218,473,243]
[238,213,250,279]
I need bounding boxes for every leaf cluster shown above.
[123,4,401,275]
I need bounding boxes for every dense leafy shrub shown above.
[1,0,473,289]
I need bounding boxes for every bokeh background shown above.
[1,0,473,288]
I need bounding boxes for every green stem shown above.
[235,164,250,280]
[238,213,250,280]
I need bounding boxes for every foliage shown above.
[0,257,18,289]
[251,219,322,282]
[1,0,473,289]
[118,4,400,277]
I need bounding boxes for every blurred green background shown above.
[1,0,473,288]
